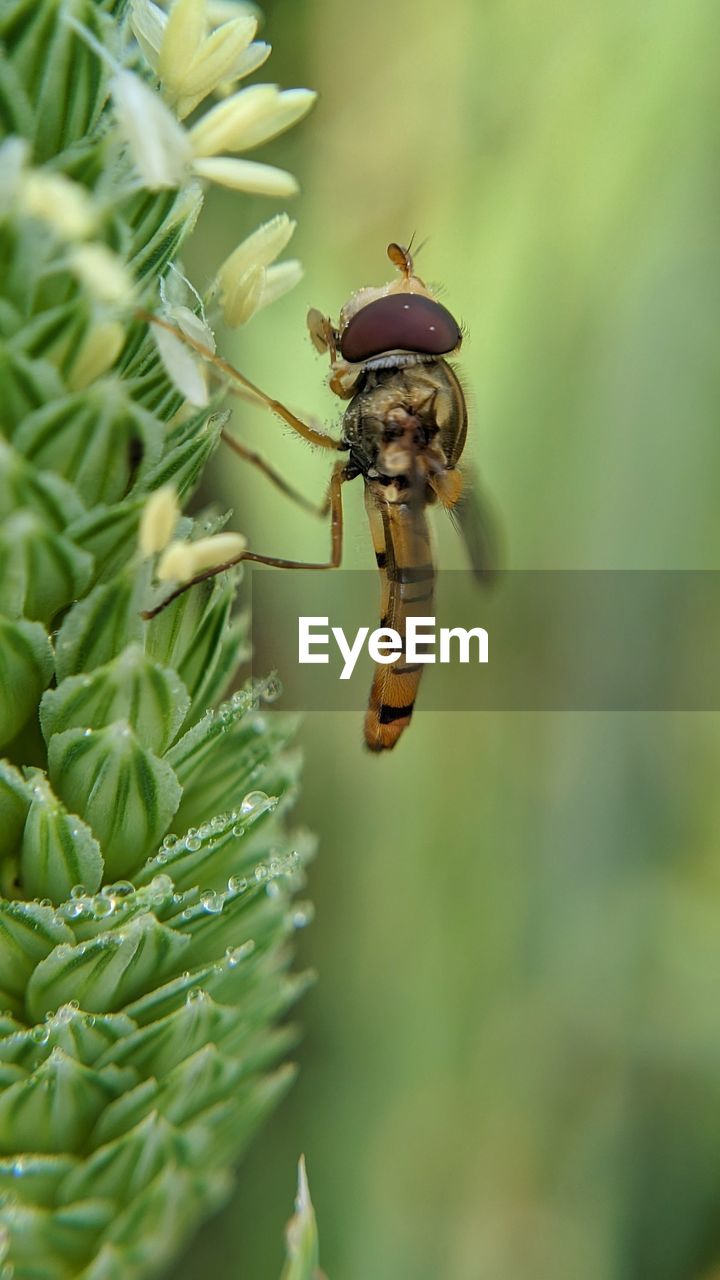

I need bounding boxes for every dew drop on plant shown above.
[261,675,283,703]
[185,835,202,852]
[109,880,134,898]
[241,790,269,815]
[150,874,173,898]
[162,834,178,850]
[70,884,86,899]
[200,890,223,914]
[291,904,314,929]
[227,876,247,893]
[254,863,268,882]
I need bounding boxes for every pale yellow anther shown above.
[157,532,247,582]
[159,0,207,85]
[176,18,256,99]
[20,171,96,240]
[189,85,315,157]
[161,4,258,117]
[139,486,180,557]
[216,214,295,295]
[191,156,297,197]
[260,259,303,309]
[70,244,134,306]
[68,321,126,390]
[220,262,265,328]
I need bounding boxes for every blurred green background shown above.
[179,1,720,1277]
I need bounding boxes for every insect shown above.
[143,242,499,752]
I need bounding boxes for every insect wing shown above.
[450,466,503,584]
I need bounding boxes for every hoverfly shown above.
[143,242,498,752]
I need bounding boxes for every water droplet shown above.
[109,880,134,898]
[156,851,168,864]
[241,790,269,816]
[186,988,206,1004]
[93,896,113,918]
[261,674,283,703]
[70,884,86,899]
[58,1001,79,1022]
[227,876,247,893]
[185,836,201,852]
[254,863,268,882]
[200,890,223,914]
[291,905,314,929]
[162,834,178,850]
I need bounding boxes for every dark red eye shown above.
[340,293,461,362]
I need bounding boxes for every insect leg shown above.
[221,430,328,518]
[137,310,344,452]
[241,462,345,570]
[142,464,347,620]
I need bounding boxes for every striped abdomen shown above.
[363,488,435,752]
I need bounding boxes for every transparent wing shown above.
[449,466,504,584]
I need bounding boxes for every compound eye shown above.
[340,293,461,362]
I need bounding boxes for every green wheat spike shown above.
[0,2,316,1275]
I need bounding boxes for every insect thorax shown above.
[341,358,467,494]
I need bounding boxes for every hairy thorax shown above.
[341,360,467,504]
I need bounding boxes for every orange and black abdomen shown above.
[363,489,435,752]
